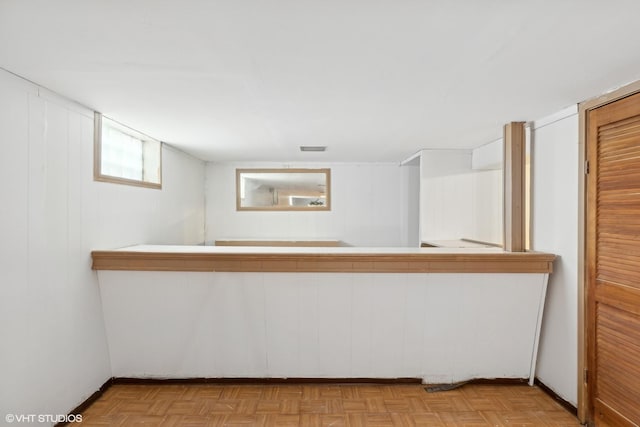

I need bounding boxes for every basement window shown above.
[94,112,162,189]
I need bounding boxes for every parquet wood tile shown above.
[78,382,581,426]
[410,413,446,426]
[299,399,330,414]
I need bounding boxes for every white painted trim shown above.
[531,105,578,131]
[400,150,422,166]
[1,66,95,119]
[472,139,503,170]
[37,86,95,119]
[0,66,39,95]
[163,142,205,162]
[475,137,503,150]
[529,273,550,385]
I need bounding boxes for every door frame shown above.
[578,80,640,423]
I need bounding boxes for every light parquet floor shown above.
[79,382,581,426]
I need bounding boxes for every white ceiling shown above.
[2,0,640,162]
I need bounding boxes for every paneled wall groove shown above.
[0,69,206,420]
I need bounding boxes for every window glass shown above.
[94,113,161,188]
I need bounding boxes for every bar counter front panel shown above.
[92,245,554,384]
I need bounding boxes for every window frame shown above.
[235,168,332,211]
[93,112,162,189]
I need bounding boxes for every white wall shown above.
[0,63,581,417]
[99,270,548,384]
[530,106,579,405]
[420,150,502,244]
[414,114,580,406]
[0,69,205,423]
[206,162,406,246]
[400,164,420,247]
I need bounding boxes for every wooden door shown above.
[587,91,640,426]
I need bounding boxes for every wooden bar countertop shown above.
[91,245,555,274]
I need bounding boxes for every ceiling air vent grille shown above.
[300,146,327,152]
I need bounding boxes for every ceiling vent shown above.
[300,146,327,152]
